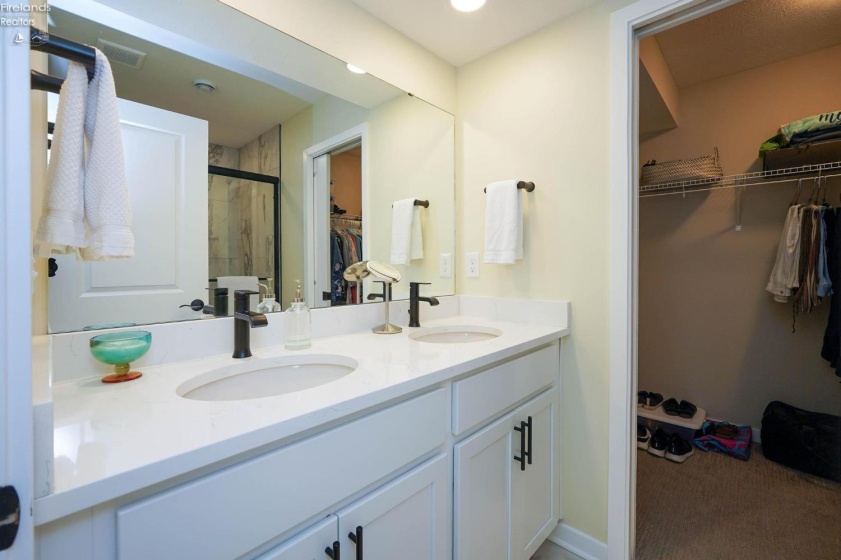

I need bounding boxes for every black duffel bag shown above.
[761,401,841,482]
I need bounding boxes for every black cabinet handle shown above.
[325,540,340,559]
[514,420,527,471]
[179,299,204,311]
[348,526,363,560]
[526,415,533,465]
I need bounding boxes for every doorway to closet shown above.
[634,0,841,558]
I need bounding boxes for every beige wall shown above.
[639,44,841,429]
[331,149,362,217]
[456,0,635,542]
[217,0,456,113]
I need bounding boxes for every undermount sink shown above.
[177,355,358,401]
[408,325,502,344]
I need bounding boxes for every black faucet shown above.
[233,290,268,358]
[409,282,439,328]
[367,282,393,301]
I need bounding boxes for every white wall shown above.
[456,0,635,542]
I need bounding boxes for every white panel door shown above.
[0,19,34,560]
[337,454,451,560]
[512,388,560,560]
[313,153,331,308]
[47,95,208,331]
[256,516,338,560]
[454,412,517,560]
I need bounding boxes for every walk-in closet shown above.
[635,1,841,558]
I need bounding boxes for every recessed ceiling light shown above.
[193,79,216,93]
[346,63,366,74]
[451,0,486,12]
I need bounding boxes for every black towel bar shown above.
[484,181,536,193]
[29,27,96,92]
[391,199,429,208]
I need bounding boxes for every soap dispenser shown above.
[285,279,311,350]
[257,279,282,313]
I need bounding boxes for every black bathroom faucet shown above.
[409,282,439,328]
[233,290,268,358]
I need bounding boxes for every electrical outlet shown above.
[439,253,452,278]
[465,252,479,278]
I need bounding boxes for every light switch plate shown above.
[465,252,479,278]
[439,253,452,278]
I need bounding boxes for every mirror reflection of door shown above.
[314,143,363,308]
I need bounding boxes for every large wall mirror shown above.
[41,0,455,333]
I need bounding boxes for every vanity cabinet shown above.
[36,342,562,560]
[258,453,449,560]
[454,387,559,560]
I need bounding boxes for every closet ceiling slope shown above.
[655,0,841,88]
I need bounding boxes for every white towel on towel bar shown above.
[80,48,134,260]
[390,198,424,265]
[483,180,523,264]
[35,61,89,256]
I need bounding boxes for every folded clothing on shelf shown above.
[760,110,841,155]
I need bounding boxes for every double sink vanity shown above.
[36,297,569,560]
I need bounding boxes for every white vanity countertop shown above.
[37,315,568,525]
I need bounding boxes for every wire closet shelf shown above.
[639,160,841,198]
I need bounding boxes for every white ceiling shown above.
[350,0,599,67]
[655,0,841,88]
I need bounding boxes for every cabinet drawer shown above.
[452,344,558,435]
[116,389,448,560]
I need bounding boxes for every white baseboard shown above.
[549,522,607,560]
[752,426,761,443]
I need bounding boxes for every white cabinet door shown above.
[256,516,338,560]
[454,411,518,560]
[47,95,209,332]
[337,454,451,560]
[512,388,560,560]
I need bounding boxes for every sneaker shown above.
[637,424,651,450]
[637,391,648,408]
[665,434,694,463]
[648,428,669,457]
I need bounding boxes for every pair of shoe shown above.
[638,425,694,463]
[638,391,663,410]
[662,398,697,419]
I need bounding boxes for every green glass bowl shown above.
[89,331,151,383]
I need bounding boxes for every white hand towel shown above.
[34,62,89,256]
[80,48,134,260]
[483,180,522,264]
[390,199,424,264]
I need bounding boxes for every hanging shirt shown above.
[766,205,803,302]
[818,208,833,298]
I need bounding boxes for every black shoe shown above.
[665,434,694,463]
[662,398,681,416]
[678,400,697,419]
[637,424,651,450]
[638,391,648,408]
[647,428,669,457]
[643,392,664,410]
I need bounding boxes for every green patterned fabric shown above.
[760,110,841,156]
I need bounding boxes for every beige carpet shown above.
[636,444,841,559]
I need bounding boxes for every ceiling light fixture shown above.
[346,63,366,74]
[193,79,216,93]
[451,0,486,12]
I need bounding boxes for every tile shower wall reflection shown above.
[208,125,280,282]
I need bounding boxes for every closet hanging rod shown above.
[483,181,536,193]
[639,160,841,196]
[29,27,96,93]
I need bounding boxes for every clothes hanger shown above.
[791,179,803,206]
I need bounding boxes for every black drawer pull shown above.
[325,540,340,559]
[526,415,533,465]
[514,420,527,471]
[348,526,363,560]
